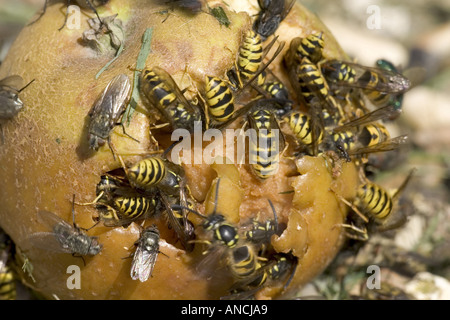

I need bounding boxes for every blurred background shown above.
[0,0,449,299]
[299,0,450,300]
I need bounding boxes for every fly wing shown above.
[88,74,131,123]
[36,210,72,230]
[130,246,158,282]
[0,75,23,91]
[26,232,74,254]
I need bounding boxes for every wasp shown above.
[291,57,342,117]
[328,105,408,161]
[204,76,236,124]
[204,34,283,126]
[117,154,196,251]
[245,99,286,180]
[260,81,293,118]
[0,253,16,300]
[336,169,416,241]
[176,178,241,274]
[0,76,34,120]
[191,210,240,250]
[228,33,284,91]
[320,59,411,109]
[253,0,295,40]
[223,252,298,300]
[108,196,158,227]
[139,67,203,132]
[227,244,260,280]
[125,155,187,199]
[237,30,264,82]
[87,74,136,154]
[243,199,278,246]
[285,32,324,66]
[126,156,167,191]
[77,173,160,228]
[130,225,165,282]
[255,67,293,118]
[285,110,324,154]
[0,229,16,300]
[28,197,102,259]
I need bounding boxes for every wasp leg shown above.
[117,123,140,144]
[330,187,369,223]
[334,223,369,241]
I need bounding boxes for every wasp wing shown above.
[348,135,408,156]
[323,60,411,93]
[333,105,400,133]
[151,67,197,114]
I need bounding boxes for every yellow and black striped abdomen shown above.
[167,103,196,127]
[129,157,166,190]
[205,76,235,122]
[0,264,16,300]
[297,58,330,103]
[114,196,154,221]
[357,182,393,220]
[360,70,391,107]
[296,32,324,64]
[228,245,258,279]
[357,122,390,148]
[238,30,263,79]
[287,111,323,145]
[140,69,176,108]
[248,108,283,179]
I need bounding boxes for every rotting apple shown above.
[0,0,357,300]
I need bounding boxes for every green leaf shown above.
[123,27,153,125]
[209,6,230,28]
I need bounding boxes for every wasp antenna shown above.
[85,0,103,24]
[117,154,131,181]
[283,255,298,291]
[212,178,221,215]
[268,199,278,229]
[163,137,184,159]
[171,204,206,219]
[392,167,417,200]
